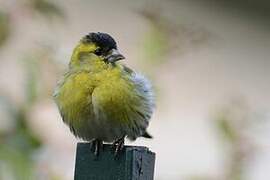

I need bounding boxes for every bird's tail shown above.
[142,131,153,139]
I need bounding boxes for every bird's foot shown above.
[91,139,103,156]
[112,136,125,156]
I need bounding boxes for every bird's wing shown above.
[91,69,155,140]
[122,64,134,74]
[53,71,97,137]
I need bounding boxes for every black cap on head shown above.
[82,32,117,52]
[81,32,125,62]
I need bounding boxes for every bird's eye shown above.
[94,48,102,56]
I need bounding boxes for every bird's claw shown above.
[112,136,125,156]
[91,139,103,156]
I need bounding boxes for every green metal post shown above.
[74,143,155,180]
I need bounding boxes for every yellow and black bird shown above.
[53,32,154,155]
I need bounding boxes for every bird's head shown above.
[70,32,125,68]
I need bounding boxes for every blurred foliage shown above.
[138,6,213,68]
[138,8,170,66]
[216,115,238,142]
[0,0,65,179]
[29,0,65,19]
[185,97,264,180]
[0,145,33,180]
[0,11,10,47]
[0,95,42,180]
[23,47,62,99]
[0,53,46,179]
[24,57,39,105]
[141,25,168,65]
[212,98,257,180]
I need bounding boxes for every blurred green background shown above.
[0,0,270,179]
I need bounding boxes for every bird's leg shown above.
[91,139,103,156]
[112,136,125,156]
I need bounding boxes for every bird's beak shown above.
[105,49,125,63]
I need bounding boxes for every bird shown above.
[53,32,155,156]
